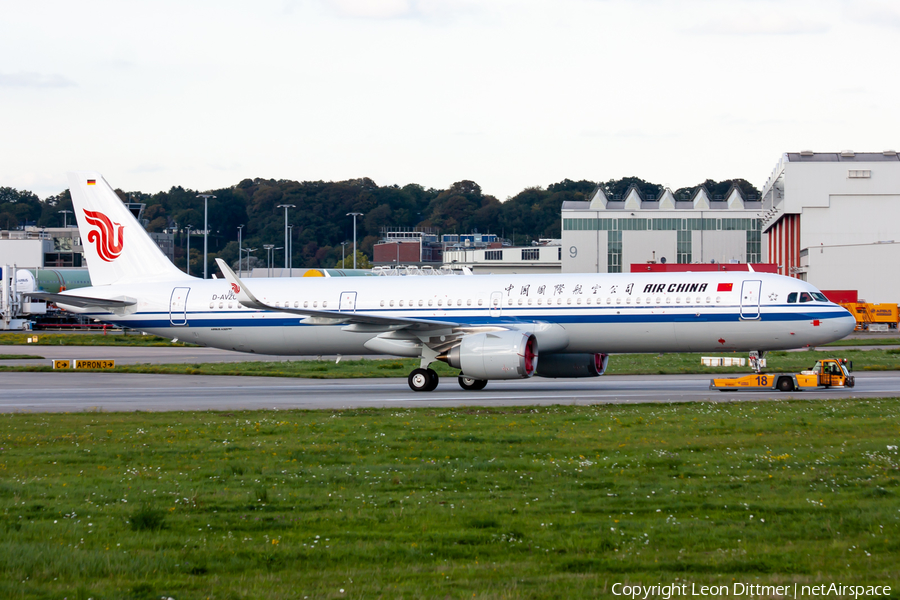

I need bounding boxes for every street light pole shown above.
[242,247,256,276]
[288,225,293,276]
[185,224,192,276]
[276,204,295,271]
[196,194,216,279]
[237,225,244,277]
[263,244,275,278]
[347,212,363,269]
[58,209,73,228]
[341,241,349,267]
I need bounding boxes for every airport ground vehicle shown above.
[822,291,898,331]
[710,358,854,392]
[842,302,899,332]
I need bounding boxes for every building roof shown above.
[786,151,899,162]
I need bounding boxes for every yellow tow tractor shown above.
[710,357,854,392]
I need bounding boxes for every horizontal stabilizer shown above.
[26,291,137,309]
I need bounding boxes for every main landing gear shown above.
[458,375,487,391]
[408,368,439,392]
[407,369,489,392]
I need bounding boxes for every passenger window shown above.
[787,292,797,303]
[478,299,483,306]
[466,299,472,306]
[313,301,318,308]
[304,301,309,308]
[508,299,513,306]
[585,298,591,305]
[428,299,433,307]
[323,301,327,308]
[389,300,394,307]
[380,300,385,307]
[799,292,812,303]
[576,298,581,305]
[399,300,405,307]
[437,299,442,306]
[209,302,214,309]
[666,297,672,304]
[656,297,662,304]
[517,298,523,305]
[228,302,233,309]
[635,297,641,304]
[294,301,298,308]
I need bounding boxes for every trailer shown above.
[710,358,854,392]
[821,290,899,331]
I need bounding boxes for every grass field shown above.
[1,348,900,380]
[0,333,194,347]
[1,401,898,599]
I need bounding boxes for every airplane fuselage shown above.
[65,270,855,356]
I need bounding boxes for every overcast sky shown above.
[2,0,898,200]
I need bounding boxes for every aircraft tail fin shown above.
[67,172,188,286]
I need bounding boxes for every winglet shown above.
[215,258,267,310]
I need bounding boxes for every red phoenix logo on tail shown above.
[83,209,124,262]
[231,283,241,294]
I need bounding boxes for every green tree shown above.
[335,250,371,269]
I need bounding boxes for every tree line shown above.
[0,176,759,274]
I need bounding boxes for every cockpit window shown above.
[787,292,797,303]
[811,292,828,302]
[799,292,813,303]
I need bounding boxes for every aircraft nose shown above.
[835,307,856,339]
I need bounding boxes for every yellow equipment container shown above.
[710,359,854,392]
[839,302,899,331]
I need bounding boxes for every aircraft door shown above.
[169,287,190,326]
[339,291,357,313]
[740,280,761,320]
[489,291,502,317]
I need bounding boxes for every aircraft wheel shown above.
[458,375,488,391]
[776,377,794,392]
[425,368,440,391]
[409,368,439,392]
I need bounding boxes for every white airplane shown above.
[31,172,856,392]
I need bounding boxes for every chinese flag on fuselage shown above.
[717,283,733,292]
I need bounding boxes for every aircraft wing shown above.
[215,259,459,331]
[25,292,137,309]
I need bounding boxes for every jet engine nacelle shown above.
[535,353,608,378]
[443,330,537,380]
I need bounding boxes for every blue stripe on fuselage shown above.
[83,307,851,329]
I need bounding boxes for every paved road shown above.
[2,371,898,413]
[0,345,379,366]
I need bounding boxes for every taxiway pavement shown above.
[2,371,898,413]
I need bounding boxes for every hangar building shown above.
[760,151,900,301]
[561,184,764,273]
